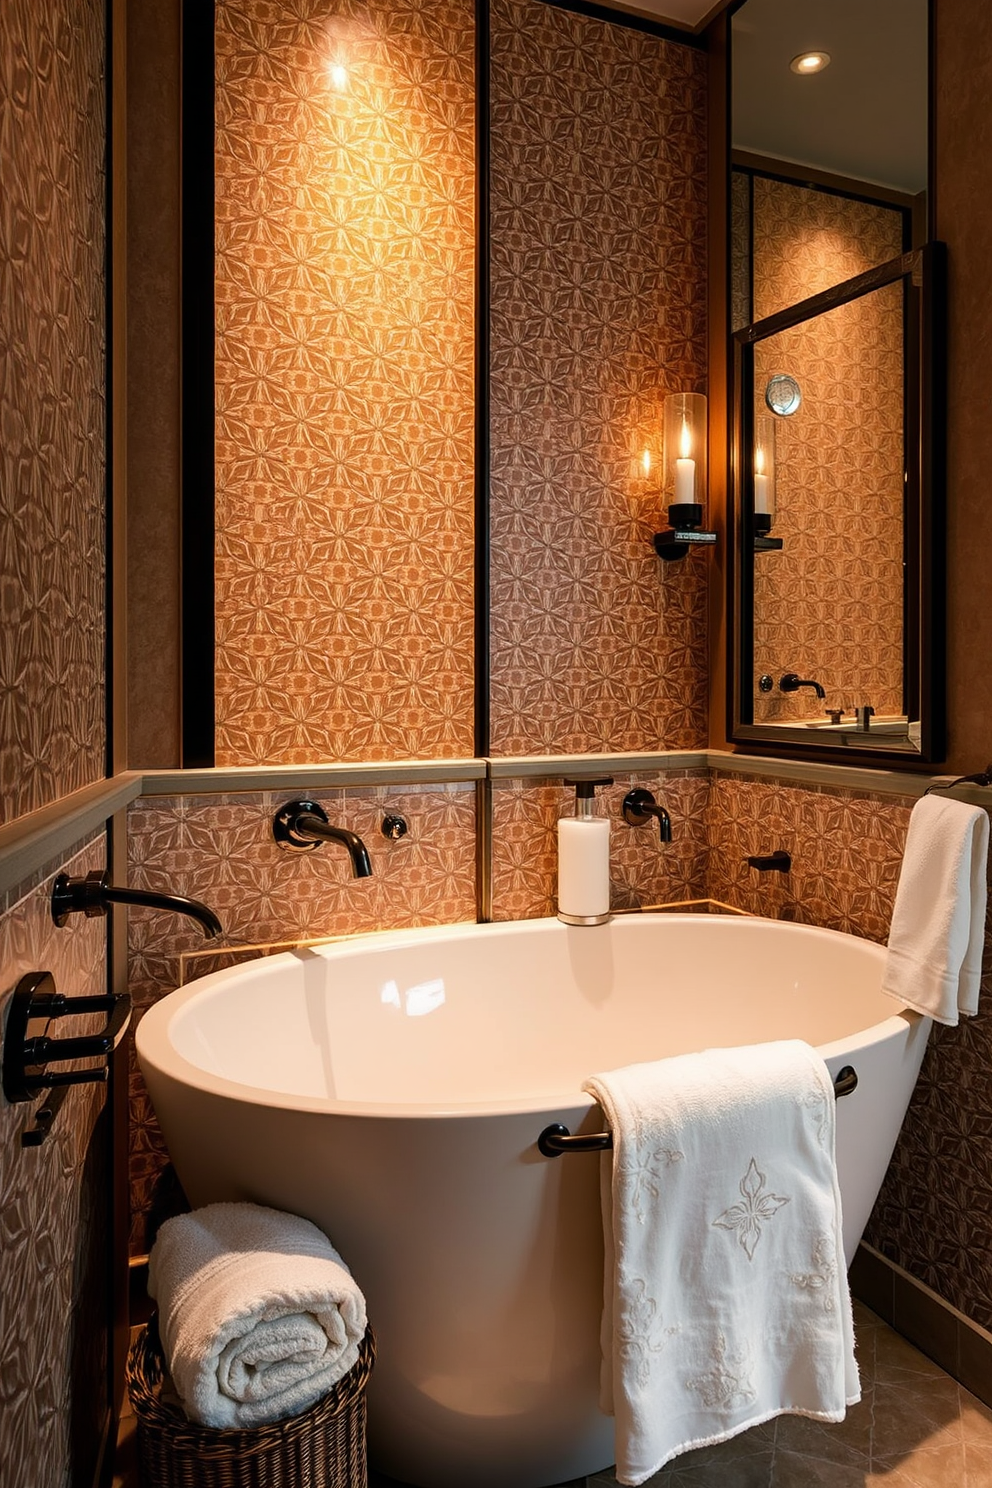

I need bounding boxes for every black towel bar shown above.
[537,1064,858,1157]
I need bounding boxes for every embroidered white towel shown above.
[584,1040,859,1487]
[148,1202,367,1428]
[880,793,989,1025]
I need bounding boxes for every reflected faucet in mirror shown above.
[779,672,825,700]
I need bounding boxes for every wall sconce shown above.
[753,415,782,552]
[653,393,716,561]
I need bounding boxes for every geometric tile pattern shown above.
[213,0,476,765]
[491,772,710,921]
[0,0,107,822]
[488,0,709,755]
[748,180,906,724]
[0,838,109,1488]
[704,771,912,943]
[587,1302,992,1488]
[125,784,477,1252]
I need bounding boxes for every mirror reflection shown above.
[730,0,935,756]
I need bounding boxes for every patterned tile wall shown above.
[748,179,906,724]
[213,0,476,765]
[127,784,477,1251]
[491,772,709,921]
[0,840,109,1488]
[0,0,107,822]
[487,0,710,755]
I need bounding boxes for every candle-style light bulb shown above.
[754,439,772,517]
[674,417,696,503]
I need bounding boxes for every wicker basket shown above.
[126,1317,375,1488]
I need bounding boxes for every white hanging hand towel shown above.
[148,1201,367,1428]
[584,1040,859,1487]
[881,793,990,1025]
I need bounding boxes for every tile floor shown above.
[119,1303,992,1487]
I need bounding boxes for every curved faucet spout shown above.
[779,671,826,700]
[273,799,373,878]
[621,788,673,842]
[52,872,223,937]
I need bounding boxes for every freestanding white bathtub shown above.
[136,914,930,1488]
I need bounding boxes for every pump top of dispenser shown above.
[564,776,613,816]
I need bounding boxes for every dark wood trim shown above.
[474,0,491,759]
[535,0,708,47]
[106,0,127,780]
[705,7,731,748]
[731,149,919,214]
[737,248,924,345]
[179,0,216,768]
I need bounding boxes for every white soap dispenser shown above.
[557,776,613,926]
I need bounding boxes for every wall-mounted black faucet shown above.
[780,672,826,700]
[273,799,373,878]
[621,788,673,841]
[51,871,222,937]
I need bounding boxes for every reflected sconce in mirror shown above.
[653,392,716,560]
[753,415,782,552]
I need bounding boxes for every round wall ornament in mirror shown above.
[765,374,802,415]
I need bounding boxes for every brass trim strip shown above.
[0,775,143,901]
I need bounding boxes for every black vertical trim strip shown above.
[474,0,491,759]
[180,0,216,767]
[104,0,115,781]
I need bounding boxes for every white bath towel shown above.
[147,1202,367,1429]
[584,1041,859,1487]
[881,794,990,1025]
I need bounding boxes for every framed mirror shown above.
[726,0,945,761]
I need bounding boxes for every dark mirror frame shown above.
[719,0,945,767]
[729,244,946,761]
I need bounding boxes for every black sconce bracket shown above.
[2,971,131,1145]
[653,503,717,561]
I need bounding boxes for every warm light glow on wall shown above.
[213,0,476,766]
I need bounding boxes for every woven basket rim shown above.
[126,1315,375,1457]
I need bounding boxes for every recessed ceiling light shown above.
[790,51,831,75]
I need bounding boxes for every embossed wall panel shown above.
[126,784,477,1251]
[0,0,107,821]
[748,180,906,724]
[488,0,709,756]
[213,0,476,766]
[491,772,709,921]
[0,841,108,1488]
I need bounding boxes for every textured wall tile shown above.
[491,772,709,921]
[749,179,906,723]
[127,784,477,1250]
[0,840,108,1488]
[213,0,476,765]
[0,0,107,822]
[488,0,709,755]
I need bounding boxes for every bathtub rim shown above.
[135,912,924,1122]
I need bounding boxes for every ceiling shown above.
[592,0,725,31]
[732,0,928,194]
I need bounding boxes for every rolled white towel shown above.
[147,1202,367,1429]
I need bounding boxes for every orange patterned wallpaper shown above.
[487,0,710,755]
[748,179,906,724]
[0,0,106,822]
[213,0,476,765]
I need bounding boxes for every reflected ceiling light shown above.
[790,51,830,75]
[330,63,348,89]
